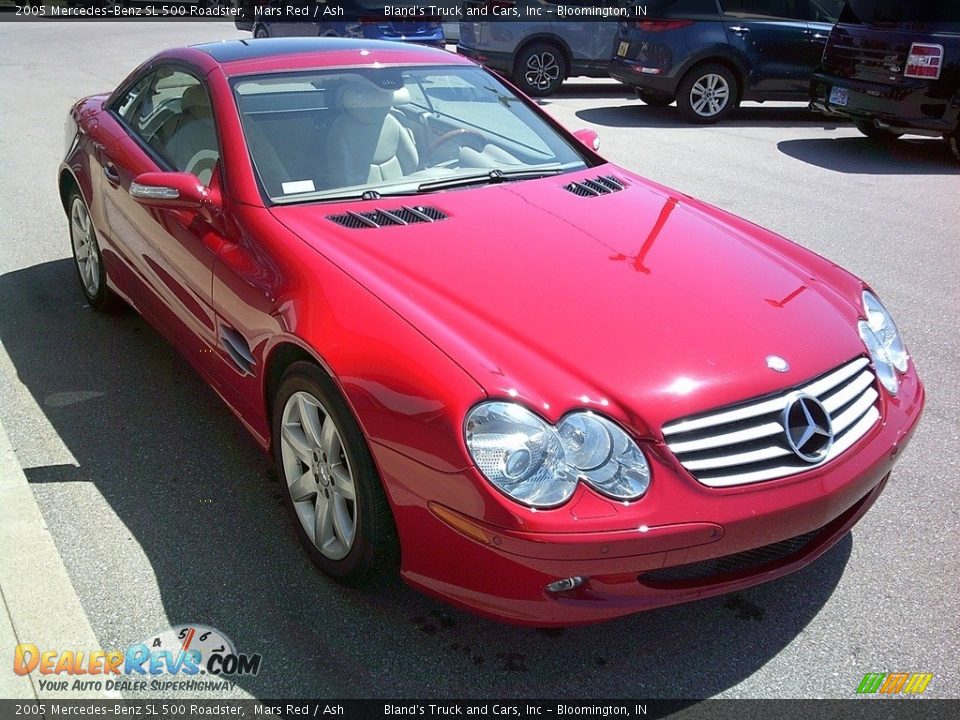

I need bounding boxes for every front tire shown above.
[68,190,115,311]
[514,42,566,97]
[273,362,399,586]
[253,23,269,39]
[677,63,737,124]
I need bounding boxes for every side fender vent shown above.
[327,206,447,229]
[564,175,625,197]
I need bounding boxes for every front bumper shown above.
[810,71,959,135]
[375,369,924,626]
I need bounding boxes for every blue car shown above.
[609,0,844,122]
[245,2,445,48]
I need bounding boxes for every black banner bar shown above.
[1,1,657,24]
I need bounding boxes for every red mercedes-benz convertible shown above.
[59,38,924,626]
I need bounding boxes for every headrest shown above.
[338,82,410,122]
[181,84,212,120]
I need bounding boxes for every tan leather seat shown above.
[325,82,418,188]
[163,84,219,185]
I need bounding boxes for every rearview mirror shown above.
[573,128,600,152]
[130,172,215,211]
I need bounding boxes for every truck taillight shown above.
[904,43,944,80]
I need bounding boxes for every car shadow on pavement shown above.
[777,137,959,175]
[1,258,853,699]
[545,83,636,101]
[576,104,847,130]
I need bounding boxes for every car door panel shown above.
[722,1,813,97]
[99,71,222,372]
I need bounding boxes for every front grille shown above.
[564,175,624,197]
[662,357,880,488]
[639,529,821,587]
[327,205,446,229]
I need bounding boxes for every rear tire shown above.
[273,361,399,586]
[253,23,269,39]
[856,120,902,142]
[513,42,567,97]
[676,63,738,124]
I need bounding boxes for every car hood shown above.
[271,166,866,438]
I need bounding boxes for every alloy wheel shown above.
[280,391,358,560]
[689,73,731,118]
[525,51,561,92]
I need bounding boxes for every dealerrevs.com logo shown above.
[856,672,934,695]
[13,624,262,693]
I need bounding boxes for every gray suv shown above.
[457,2,618,96]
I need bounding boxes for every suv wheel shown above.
[638,92,674,108]
[856,120,902,142]
[514,42,566,97]
[677,64,737,124]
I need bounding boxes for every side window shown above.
[721,0,804,20]
[128,68,221,185]
[113,72,155,122]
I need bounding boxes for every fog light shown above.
[545,576,585,593]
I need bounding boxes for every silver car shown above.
[457,3,617,96]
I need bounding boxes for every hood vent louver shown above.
[327,206,447,229]
[564,175,625,197]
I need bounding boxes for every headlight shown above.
[465,402,651,508]
[858,290,909,395]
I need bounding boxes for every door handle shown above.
[103,163,120,186]
[729,26,751,34]
[813,33,828,40]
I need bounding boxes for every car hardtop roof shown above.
[190,37,472,75]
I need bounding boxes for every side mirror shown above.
[130,172,217,212]
[573,128,600,152]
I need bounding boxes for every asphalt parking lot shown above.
[0,21,958,700]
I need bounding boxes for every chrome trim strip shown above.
[667,421,783,454]
[681,445,792,472]
[129,182,179,201]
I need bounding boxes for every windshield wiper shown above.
[417,167,564,193]
[271,167,566,205]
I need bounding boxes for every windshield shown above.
[232,65,590,203]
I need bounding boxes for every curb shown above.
[0,418,119,699]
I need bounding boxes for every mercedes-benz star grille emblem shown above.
[782,394,834,463]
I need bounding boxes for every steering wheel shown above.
[185,149,220,187]
[424,129,489,166]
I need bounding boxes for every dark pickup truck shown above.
[810,1,960,162]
